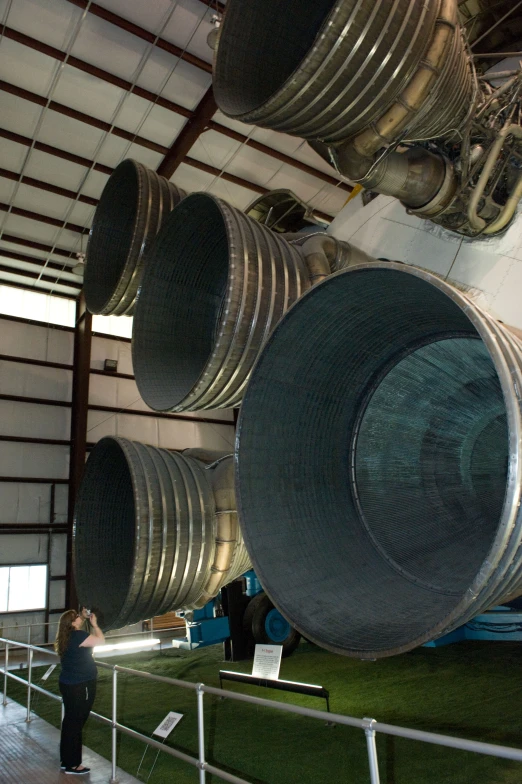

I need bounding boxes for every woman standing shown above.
[54,609,105,775]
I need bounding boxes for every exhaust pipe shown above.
[73,437,250,630]
[84,160,186,315]
[131,192,369,411]
[236,263,522,658]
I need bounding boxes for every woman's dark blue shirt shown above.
[59,630,97,684]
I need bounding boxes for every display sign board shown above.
[152,711,184,739]
[252,644,283,680]
[41,664,57,681]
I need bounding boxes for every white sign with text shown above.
[152,711,183,739]
[252,644,283,680]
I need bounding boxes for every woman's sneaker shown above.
[64,766,90,775]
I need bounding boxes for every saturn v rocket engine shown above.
[76,0,522,655]
[213,0,522,238]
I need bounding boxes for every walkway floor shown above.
[0,699,141,783]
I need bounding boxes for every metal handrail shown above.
[1,637,522,784]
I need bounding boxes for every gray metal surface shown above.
[84,159,186,316]
[73,437,249,629]
[131,192,309,412]
[236,263,522,658]
[213,0,472,143]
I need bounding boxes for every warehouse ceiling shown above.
[1,0,522,301]
[0,0,353,300]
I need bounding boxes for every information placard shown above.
[252,644,283,680]
[41,664,57,681]
[152,711,183,739]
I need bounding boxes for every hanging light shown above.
[207,14,221,51]
[72,252,86,277]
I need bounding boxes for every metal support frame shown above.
[2,637,522,784]
[66,291,92,610]
[196,684,206,783]
[363,718,381,784]
[110,668,119,783]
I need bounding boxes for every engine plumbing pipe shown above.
[236,262,522,658]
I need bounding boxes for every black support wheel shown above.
[243,592,301,657]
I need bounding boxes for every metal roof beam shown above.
[64,0,213,74]
[157,87,218,180]
[1,26,193,118]
[0,248,80,276]
[0,260,81,289]
[0,166,97,206]
[1,233,77,260]
[0,29,348,195]
[0,128,113,175]
[0,278,78,300]
[0,201,89,235]
[0,80,169,156]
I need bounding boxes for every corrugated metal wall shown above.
[0,311,235,644]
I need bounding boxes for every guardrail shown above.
[1,636,522,784]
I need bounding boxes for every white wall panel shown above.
[0,137,27,174]
[89,373,233,421]
[330,195,522,331]
[0,482,54,524]
[0,360,72,401]
[0,533,48,564]
[92,314,133,339]
[54,485,68,524]
[0,400,70,440]
[50,534,67,577]
[0,92,42,139]
[0,611,47,644]
[0,38,58,98]
[90,336,133,374]
[0,319,74,362]
[0,442,69,479]
[5,0,82,51]
[49,580,66,611]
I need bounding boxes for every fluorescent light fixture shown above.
[94,638,160,654]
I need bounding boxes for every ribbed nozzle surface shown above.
[214,0,473,144]
[236,264,522,658]
[74,437,249,630]
[84,160,185,315]
[132,192,309,411]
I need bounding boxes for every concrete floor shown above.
[0,699,140,783]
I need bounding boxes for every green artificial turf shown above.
[8,640,522,783]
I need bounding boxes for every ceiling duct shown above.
[214,0,522,237]
[73,437,250,630]
[132,192,372,411]
[84,159,186,316]
[236,263,522,658]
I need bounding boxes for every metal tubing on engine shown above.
[467,123,522,232]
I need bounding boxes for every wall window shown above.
[0,565,48,612]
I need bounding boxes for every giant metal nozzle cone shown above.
[236,263,522,658]
[73,437,250,630]
[213,0,473,146]
[84,159,186,316]
[131,192,310,411]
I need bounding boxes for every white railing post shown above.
[2,642,8,705]
[363,718,380,784]
[196,684,206,784]
[26,647,33,722]
[110,667,119,784]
